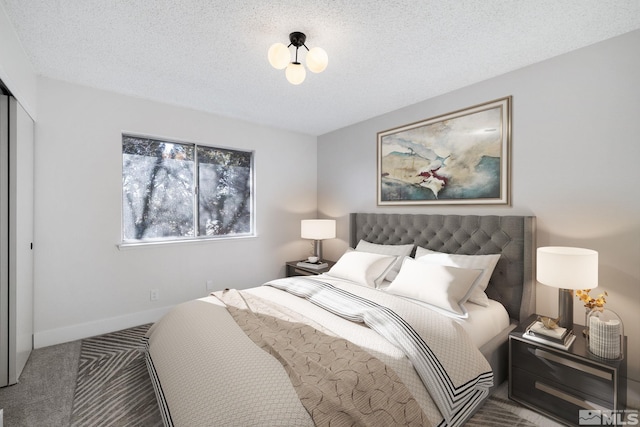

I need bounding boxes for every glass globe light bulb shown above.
[306,47,328,73]
[285,62,306,85]
[268,43,290,69]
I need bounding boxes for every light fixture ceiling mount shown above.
[288,31,307,48]
[268,31,328,85]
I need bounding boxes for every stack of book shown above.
[522,319,576,350]
[296,260,329,269]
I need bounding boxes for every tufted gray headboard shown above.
[350,213,536,323]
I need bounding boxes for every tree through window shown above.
[122,135,253,243]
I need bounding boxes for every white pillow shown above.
[325,250,397,288]
[354,240,414,281]
[414,247,500,307]
[386,257,481,317]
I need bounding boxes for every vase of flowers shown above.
[575,289,608,336]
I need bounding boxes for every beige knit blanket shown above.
[214,288,431,427]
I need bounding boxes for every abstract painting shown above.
[377,96,511,205]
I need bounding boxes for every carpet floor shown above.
[1,324,562,426]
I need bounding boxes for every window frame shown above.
[120,133,255,247]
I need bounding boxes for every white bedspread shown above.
[145,275,494,427]
[456,300,510,348]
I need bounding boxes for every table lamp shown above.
[536,246,598,330]
[301,219,336,261]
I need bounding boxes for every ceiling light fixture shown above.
[268,32,328,85]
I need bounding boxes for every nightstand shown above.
[509,314,627,426]
[285,260,335,277]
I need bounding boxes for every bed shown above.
[144,213,536,427]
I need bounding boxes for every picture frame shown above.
[377,96,511,205]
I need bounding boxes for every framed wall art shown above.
[377,96,511,205]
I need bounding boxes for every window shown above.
[122,134,253,243]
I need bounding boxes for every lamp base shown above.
[558,288,574,330]
[313,240,323,261]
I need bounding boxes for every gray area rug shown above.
[70,324,162,426]
[468,391,560,427]
[66,324,560,426]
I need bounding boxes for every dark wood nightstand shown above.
[509,314,627,426]
[285,260,335,277]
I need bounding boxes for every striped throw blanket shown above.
[216,288,430,426]
[264,277,493,427]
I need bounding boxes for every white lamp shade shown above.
[285,62,306,85]
[306,47,328,73]
[301,219,336,240]
[537,246,598,290]
[268,43,290,69]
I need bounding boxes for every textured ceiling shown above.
[2,1,640,136]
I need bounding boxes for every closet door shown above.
[0,95,8,386]
[0,94,34,386]
[9,96,34,384]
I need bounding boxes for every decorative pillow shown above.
[355,240,414,281]
[414,247,500,307]
[325,249,397,288]
[386,257,481,317]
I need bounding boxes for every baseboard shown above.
[33,305,173,349]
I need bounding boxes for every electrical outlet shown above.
[206,280,214,291]
[150,289,159,302]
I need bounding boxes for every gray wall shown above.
[318,30,640,382]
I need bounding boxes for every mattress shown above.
[455,300,510,348]
[377,278,510,348]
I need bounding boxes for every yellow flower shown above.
[576,289,608,309]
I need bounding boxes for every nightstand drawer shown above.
[511,367,607,425]
[285,260,335,277]
[511,338,615,405]
[292,268,317,276]
[509,315,627,426]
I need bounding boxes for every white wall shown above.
[33,77,317,346]
[318,30,640,385]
